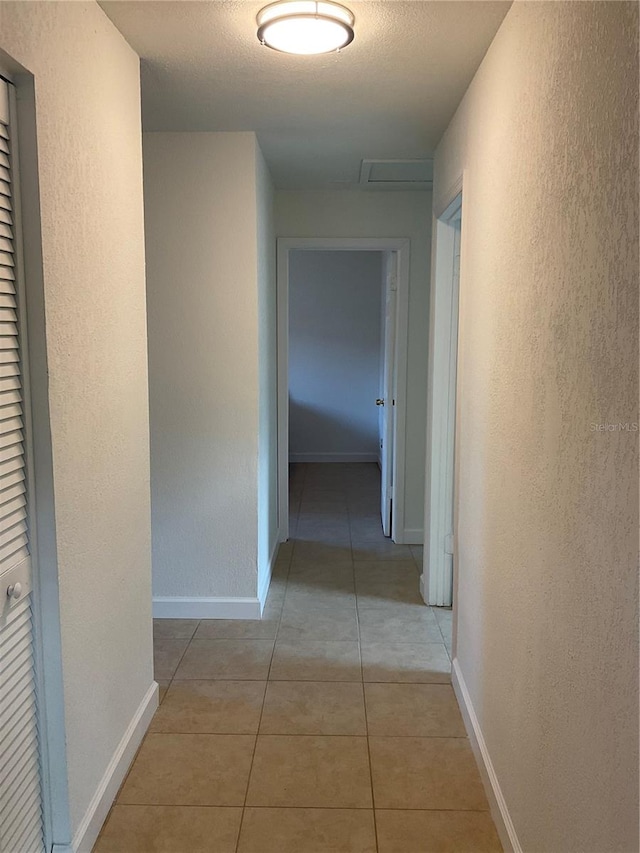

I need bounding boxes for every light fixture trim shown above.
[257,0,355,55]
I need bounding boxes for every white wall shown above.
[256,144,278,604]
[0,1,152,844]
[144,131,276,609]
[276,191,431,539]
[434,3,639,851]
[289,250,383,462]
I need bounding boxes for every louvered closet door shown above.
[0,79,45,853]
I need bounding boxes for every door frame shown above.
[277,236,411,542]
[379,250,397,537]
[422,187,463,607]
[7,74,72,851]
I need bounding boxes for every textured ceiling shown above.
[100,0,511,188]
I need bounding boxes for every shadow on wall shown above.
[289,398,379,458]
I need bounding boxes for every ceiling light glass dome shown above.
[257,1,355,55]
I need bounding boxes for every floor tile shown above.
[278,609,359,641]
[361,642,450,683]
[292,542,353,564]
[354,560,418,581]
[357,608,442,644]
[276,541,294,560]
[246,735,372,808]
[156,680,170,704]
[355,580,424,608]
[434,606,454,648]
[94,805,242,853]
[195,619,278,640]
[284,585,356,607]
[174,639,274,680]
[369,736,488,810]
[152,619,199,640]
[260,681,366,735]
[238,808,377,853]
[149,680,266,734]
[352,541,413,561]
[364,683,466,737]
[410,544,424,563]
[118,733,255,806]
[376,809,503,852]
[270,640,361,681]
[152,639,189,680]
[288,562,355,585]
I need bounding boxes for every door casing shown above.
[422,188,463,609]
[277,236,411,543]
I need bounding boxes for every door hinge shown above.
[444,533,454,556]
[390,275,398,292]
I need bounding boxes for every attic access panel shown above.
[360,159,433,190]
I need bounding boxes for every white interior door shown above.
[0,78,45,853]
[379,252,397,537]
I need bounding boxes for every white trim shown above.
[72,682,159,853]
[400,527,423,545]
[277,237,411,545]
[289,452,378,463]
[422,190,463,606]
[9,79,72,849]
[258,537,280,611]
[434,173,464,221]
[452,659,522,853]
[153,596,262,620]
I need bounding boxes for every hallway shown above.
[95,464,501,852]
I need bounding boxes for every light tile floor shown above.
[95,463,502,852]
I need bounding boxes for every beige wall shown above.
[434,2,638,850]
[144,132,269,604]
[0,0,152,842]
[276,190,432,540]
[256,144,278,602]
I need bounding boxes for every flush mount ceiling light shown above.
[256,1,355,55]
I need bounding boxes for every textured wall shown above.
[276,190,431,539]
[256,144,278,601]
[0,0,152,837]
[434,2,639,850]
[144,132,260,599]
[289,250,383,459]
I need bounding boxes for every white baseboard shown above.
[289,452,378,463]
[72,681,158,853]
[398,528,424,545]
[451,659,522,853]
[258,536,280,611]
[153,596,261,620]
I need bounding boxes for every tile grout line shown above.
[347,501,380,851]
[235,491,295,853]
[347,473,380,853]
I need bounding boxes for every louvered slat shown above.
[0,478,26,508]
[0,444,24,471]
[0,541,28,573]
[0,292,17,309]
[1,668,35,730]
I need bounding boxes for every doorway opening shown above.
[276,238,411,545]
[422,192,462,611]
